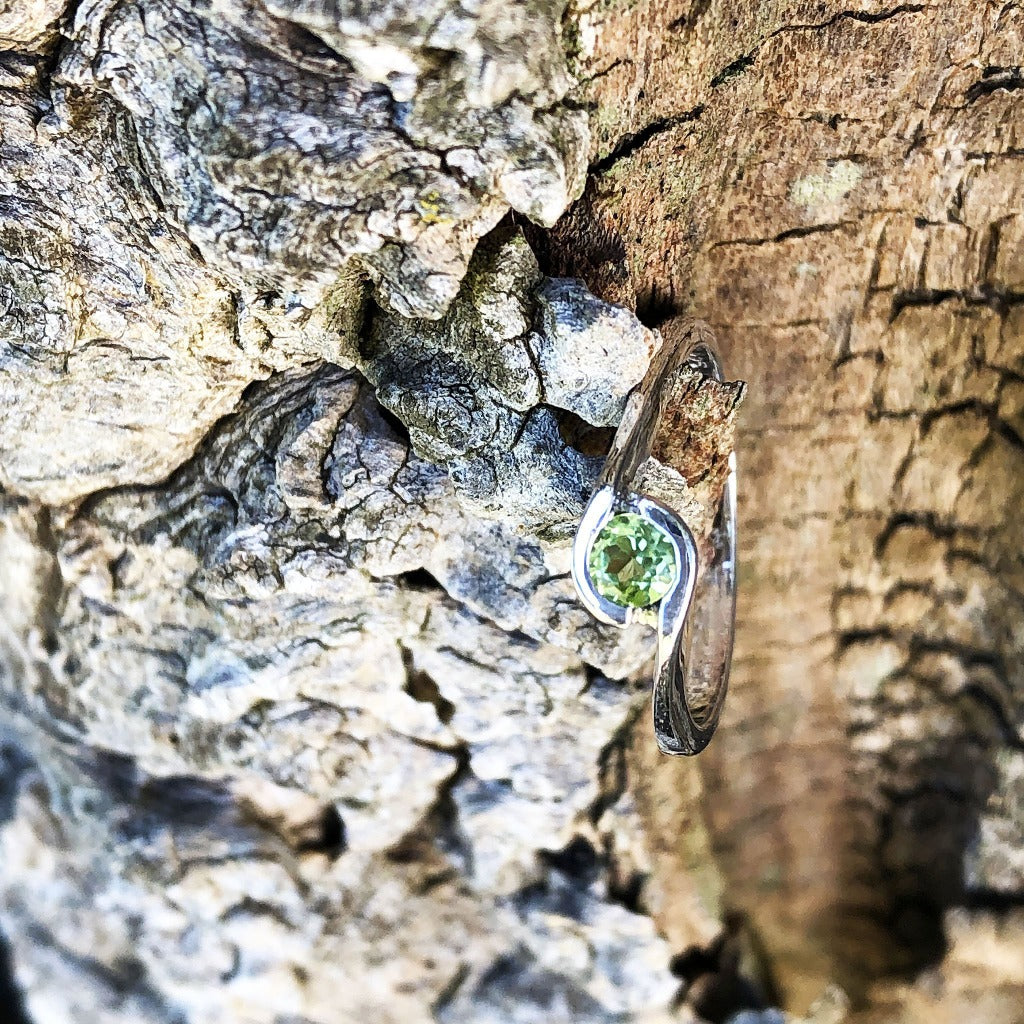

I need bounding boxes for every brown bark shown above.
[557,0,1024,1017]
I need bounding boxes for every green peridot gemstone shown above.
[588,513,679,608]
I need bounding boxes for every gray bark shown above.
[0,3,738,1023]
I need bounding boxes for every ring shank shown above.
[654,448,736,755]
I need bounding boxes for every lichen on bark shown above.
[62,0,587,318]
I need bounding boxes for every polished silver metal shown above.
[571,337,737,756]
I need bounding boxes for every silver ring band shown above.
[572,327,737,756]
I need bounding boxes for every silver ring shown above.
[571,328,737,756]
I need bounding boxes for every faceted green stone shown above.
[588,513,679,608]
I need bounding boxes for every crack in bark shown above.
[709,222,856,250]
[710,54,755,89]
[966,66,1024,104]
[707,4,931,97]
[590,105,706,175]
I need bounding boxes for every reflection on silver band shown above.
[571,336,737,756]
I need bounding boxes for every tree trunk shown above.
[1,2,1022,1024]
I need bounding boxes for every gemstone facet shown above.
[588,513,679,608]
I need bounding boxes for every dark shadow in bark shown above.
[671,913,778,1024]
[0,931,31,1024]
[0,740,32,1024]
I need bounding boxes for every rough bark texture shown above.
[1,2,1023,1024]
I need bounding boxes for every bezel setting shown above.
[572,485,698,636]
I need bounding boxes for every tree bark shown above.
[1,2,1023,1024]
